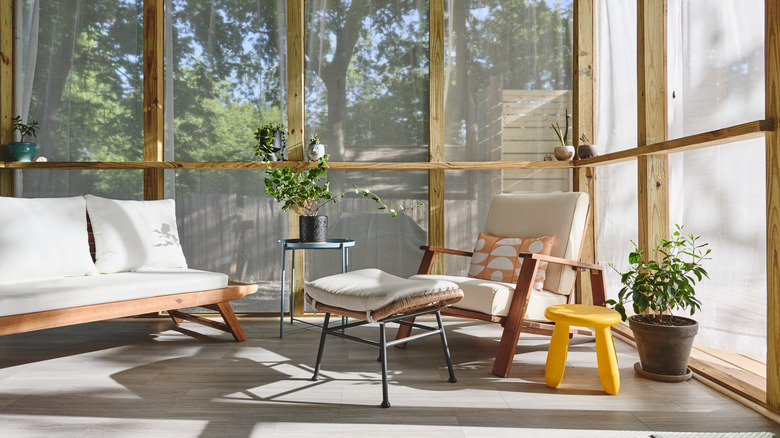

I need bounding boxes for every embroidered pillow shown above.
[468,233,555,290]
[85,195,188,273]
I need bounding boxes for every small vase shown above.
[9,142,37,162]
[577,144,598,159]
[553,145,575,161]
[306,143,325,161]
[299,215,327,243]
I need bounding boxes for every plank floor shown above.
[0,316,778,437]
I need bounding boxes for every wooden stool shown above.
[544,304,622,395]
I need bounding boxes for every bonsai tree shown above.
[606,225,711,325]
[254,123,287,160]
[11,116,39,143]
[264,155,422,217]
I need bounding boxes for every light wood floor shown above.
[0,316,778,438]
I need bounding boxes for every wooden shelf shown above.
[0,119,772,172]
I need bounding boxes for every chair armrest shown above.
[420,245,474,258]
[517,253,607,305]
[417,245,474,275]
[519,253,604,272]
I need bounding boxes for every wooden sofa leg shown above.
[213,302,247,342]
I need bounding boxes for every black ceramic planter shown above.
[299,215,327,243]
[629,315,698,381]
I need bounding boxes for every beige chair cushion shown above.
[305,268,460,313]
[410,274,568,321]
[483,192,589,296]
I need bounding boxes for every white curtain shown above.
[598,0,766,360]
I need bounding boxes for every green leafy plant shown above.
[253,123,286,160]
[551,109,569,147]
[12,116,39,142]
[309,133,320,144]
[264,155,423,217]
[606,225,711,322]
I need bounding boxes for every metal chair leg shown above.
[311,313,331,381]
[435,310,457,383]
[379,321,391,408]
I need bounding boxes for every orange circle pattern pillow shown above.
[468,233,556,290]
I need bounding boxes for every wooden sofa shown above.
[0,195,258,341]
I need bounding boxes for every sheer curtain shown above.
[668,0,766,360]
[598,0,766,360]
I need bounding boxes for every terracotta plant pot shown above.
[299,215,327,243]
[629,314,698,381]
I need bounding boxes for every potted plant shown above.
[606,225,711,382]
[264,155,422,242]
[577,133,599,159]
[305,133,325,162]
[9,116,39,162]
[254,123,287,161]
[551,109,575,161]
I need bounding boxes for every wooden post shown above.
[142,0,164,200]
[0,0,13,196]
[765,0,780,409]
[573,0,597,304]
[636,0,669,257]
[287,0,306,315]
[429,0,445,274]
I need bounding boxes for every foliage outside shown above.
[606,225,711,323]
[263,155,422,217]
[11,116,39,143]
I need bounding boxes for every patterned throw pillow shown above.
[468,233,555,291]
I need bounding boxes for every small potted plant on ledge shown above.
[606,225,711,382]
[254,123,287,161]
[306,133,325,162]
[577,133,598,159]
[264,155,422,242]
[552,109,575,161]
[9,115,39,162]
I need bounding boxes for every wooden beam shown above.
[0,0,13,196]
[636,0,669,256]
[576,120,772,167]
[142,0,164,200]
[287,0,305,315]
[573,0,597,304]
[765,0,780,409]
[428,0,445,274]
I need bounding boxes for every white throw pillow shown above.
[85,195,188,273]
[0,196,98,283]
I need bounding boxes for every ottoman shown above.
[305,268,464,408]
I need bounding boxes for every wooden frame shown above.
[0,281,258,341]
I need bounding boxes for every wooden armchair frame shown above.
[396,245,607,377]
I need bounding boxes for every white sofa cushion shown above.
[0,268,228,317]
[0,196,98,283]
[410,274,568,321]
[305,268,459,312]
[86,195,188,273]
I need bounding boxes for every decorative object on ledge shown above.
[552,109,576,161]
[263,155,423,242]
[577,133,598,159]
[306,133,325,162]
[253,123,287,161]
[606,225,711,382]
[9,115,39,162]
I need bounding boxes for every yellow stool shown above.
[544,304,622,395]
